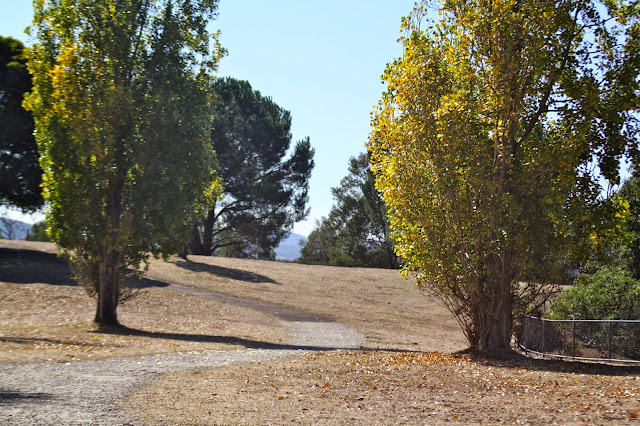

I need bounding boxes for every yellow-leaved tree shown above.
[25,0,224,326]
[369,0,639,352]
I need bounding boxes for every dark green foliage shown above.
[190,78,314,259]
[0,37,43,211]
[619,167,640,279]
[551,266,640,320]
[26,220,50,242]
[300,153,398,268]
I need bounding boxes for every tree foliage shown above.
[25,0,224,325]
[190,77,314,259]
[300,153,398,268]
[369,0,640,351]
[619,166,640,279]
[552,266,640,320]
[0,36,43,211]
[551,165,640,321]
[26,220,50,242]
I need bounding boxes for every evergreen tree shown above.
[301,153,397,268]
[0,36,43,211]
[190,78,314,259]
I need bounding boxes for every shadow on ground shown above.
[0,391,54,404]
[173,258,278,284]
[0,247,168,290]
[95,324,346,352]
[461,347,640,377]
[0,248,75,286]
[165,282,331,322]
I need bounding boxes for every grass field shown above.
[1,240,639,424]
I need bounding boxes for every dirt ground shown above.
[2,240,639,424]
[0,241,287,363]
[130,351,640,425]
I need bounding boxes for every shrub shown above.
[26,221,50,242]
[551,266,640,320]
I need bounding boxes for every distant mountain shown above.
[275,232,307,261]
[0,218,32,240]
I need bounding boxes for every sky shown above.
[0,0,418,236]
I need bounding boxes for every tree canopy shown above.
[189,77,314,259]
[300,152,397,268]
[369,0,640,351]
[0,36,43,211]
[25,0,224,325]
[619,166,640,279]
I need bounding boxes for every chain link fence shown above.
[518,316,640,363]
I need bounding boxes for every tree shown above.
[552,266,640,320]
[25,0,224,326]
[619,166,640,279]
[300,152,397,268]
[369,1,639,352]
[189,77,314,259]
[0,36,43,211]
[26,220,50,242]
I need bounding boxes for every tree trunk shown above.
[190,209,216,255]
[94,249,122,326]
[476,298,513,351]
[201,211,215,255]
[190,223,205,255]
[473,253,514,352]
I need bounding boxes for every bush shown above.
[551,266,640,320]
[26,221,51,242]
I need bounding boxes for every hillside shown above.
[2,240,639,425]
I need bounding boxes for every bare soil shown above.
[2,240,639,425]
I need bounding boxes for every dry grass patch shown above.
[0,282,287,363]
[147,255,466,353]
[128,351,640,425]
[0,242,287,363]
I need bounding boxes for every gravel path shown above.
[0,282,365,425]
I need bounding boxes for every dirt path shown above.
[0,282,365,425]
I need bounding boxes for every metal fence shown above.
[518,316,640,364]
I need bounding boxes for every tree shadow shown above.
[0,336,106,348]
[0,390,54,404]
[459,347,640,377]
[126,276,170,289]
[173,258,278,284]
[95,324,349,352]
[0,248,76,286]
[0,247,174,290]
[164,282,331,322]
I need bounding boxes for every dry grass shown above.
[130,351,640,425]
[146,254,466,353]
[3,240,639,424]
[1,240,465,362]
[0,241,286,363]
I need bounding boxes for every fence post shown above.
[573,320,576,359]
[541,318,545,356]
[609,321,612,360]
[522,316,528,354]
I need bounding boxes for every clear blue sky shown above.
[0,0,417,236]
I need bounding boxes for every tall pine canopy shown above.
[0,36,42,211]
[25,0,224,325]
[190,78,314,259]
